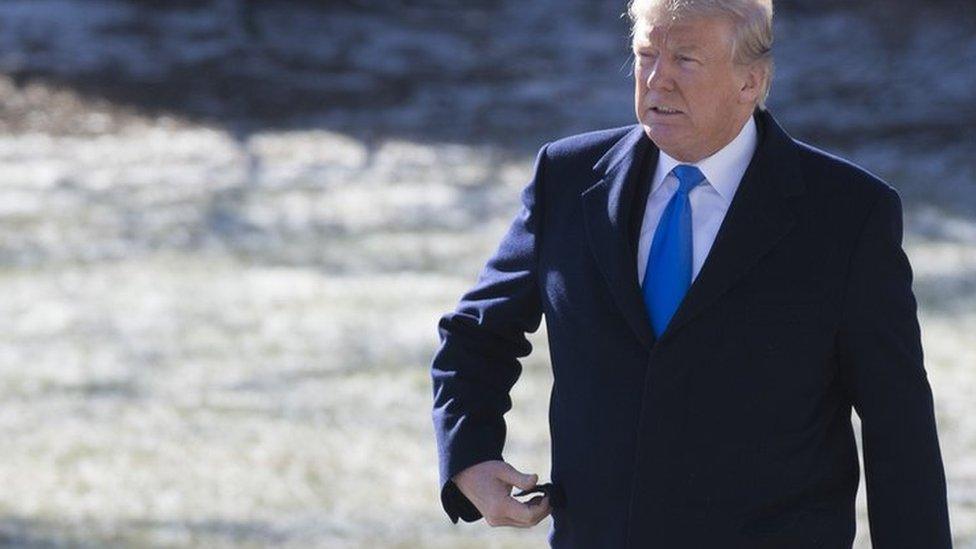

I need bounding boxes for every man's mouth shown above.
[650,106,683,115]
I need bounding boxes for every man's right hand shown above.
[451,460,552,528]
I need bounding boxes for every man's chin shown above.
[641,124,683,154]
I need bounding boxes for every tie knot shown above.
[671,165,705,194]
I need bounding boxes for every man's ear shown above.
[737,62,764,105]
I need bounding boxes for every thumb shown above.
[499,463,538,490]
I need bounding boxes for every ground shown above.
[0,1,973,547]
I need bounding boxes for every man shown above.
[430,0,953,547]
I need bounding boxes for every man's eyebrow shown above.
[632,40,702,54]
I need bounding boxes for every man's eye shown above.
[678,55,698,63]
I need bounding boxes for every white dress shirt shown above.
[637,115,758,286]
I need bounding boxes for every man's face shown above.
[632,13,758,162]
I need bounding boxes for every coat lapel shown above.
[581,109,807,352]
[662,110,806,342]
[582,125,658,350]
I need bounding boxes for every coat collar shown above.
[581,108,806,352]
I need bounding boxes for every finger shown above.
[498,464,538,491]
[486,510,529,528]
[525,495,552,523]
[499,495,540,526]
[525,494,548,507]
[497,516,533,528]
[505,501,550,528]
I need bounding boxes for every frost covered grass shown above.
[0,250,554,547]
[0,119,556,546]
[0,121,972,547]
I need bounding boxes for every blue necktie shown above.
[642,165,705,338]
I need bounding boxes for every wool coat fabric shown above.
[430,109,952,548]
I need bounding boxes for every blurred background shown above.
[0,0,973,547]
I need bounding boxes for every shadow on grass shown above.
[1,0,971,150]
[0,515,290,547]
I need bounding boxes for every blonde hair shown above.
[626,0,775,109]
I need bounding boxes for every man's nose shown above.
[645,58,673,91]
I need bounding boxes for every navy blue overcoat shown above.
[430,109,952,548]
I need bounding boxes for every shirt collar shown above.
[649,114,758,206]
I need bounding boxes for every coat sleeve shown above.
[836,186,953,548]
[430,142,550,523]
